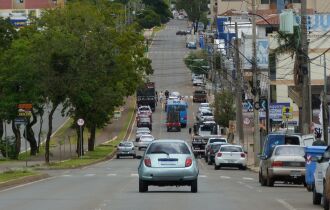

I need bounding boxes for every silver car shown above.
[138,139,199,193]
[138,134,155,150]
[116,141,136,159]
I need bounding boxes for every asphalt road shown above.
[0,19,322,210]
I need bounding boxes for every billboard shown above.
[269,102,290,121]
[243,38,269,69]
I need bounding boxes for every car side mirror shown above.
[136,155,142,159]
[317,156,323,163]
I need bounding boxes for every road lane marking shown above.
[107,173,117,177]
[199,175,207,178]
[237,181,254,189]
[84,174,96,177]
[242,177,254,181]
[130,173,138,177]
[61,174,72,177]
[276,199,297,210]
[220,176,231,179]
[0,177,56,193]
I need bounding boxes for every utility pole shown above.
[301,0,311,135]
[323,54,328,144]
[252,0,260,166]
[235,22,244,145]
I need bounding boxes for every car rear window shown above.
[119,142,132,147]
[210,138,227,144]
[220,146,243,152]
[274,146,305,156]
[146,142,190,154]
[211,144,224,151]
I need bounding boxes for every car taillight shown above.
[217,152,222,157]
[144,157,151,167]
[271,161,283,167]
[241,153,246,158]
[185,157,193,167]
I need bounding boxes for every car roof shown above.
[140,134,154,138]
[151,139,187,144]
[137,127,150,130]
[119,141,133,144]
[210,142,227,145]
[220,144,242,148]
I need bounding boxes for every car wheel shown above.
[207,157,212,165]
[205,155,208,163]
[240,165,247,170]
[139,179,148,193]
[167,128,170,132]
[260,172,267,186]
[116,155,120,159]
[266,175,274,187]
[214,164,220,170]
[133,155,136,159]
[313,183,322,205]
[191,179,198,193]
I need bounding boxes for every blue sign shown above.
[243,99,254,112]
[10,18,27,27]
[269,102,290,121]
[257,40,269,68]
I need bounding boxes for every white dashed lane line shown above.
[276,199,297,210]
[107,174,117,177]
[220,176,231,179]
[242,177,254,181]
[84,174,96,177]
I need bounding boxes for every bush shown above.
[0,136,18,159]
[137,9,161,29]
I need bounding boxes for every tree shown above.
[176,0,208,33]
[213,90,235,128]
[142,0,172,23]
[184,51,208,75]
[0,17,18,51]
[136,9,161,29]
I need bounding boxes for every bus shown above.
[166,100,188,128]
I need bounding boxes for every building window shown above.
[261,0,269,4]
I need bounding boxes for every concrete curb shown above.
[247,165,259,173]
[0,173,50,190]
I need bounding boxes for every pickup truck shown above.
[193,90,207,103]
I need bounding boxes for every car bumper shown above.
[139,166,199,182]
[117,151,135,156]
[215,158,247,166]
[268,167,305,178]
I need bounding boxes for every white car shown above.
[135,128,151,142]
[138,106,152,114]
[170,91,181,98]
[313,146,330,206]
[193,78,204,86]
[196,109,213,122]
[138,134,155,150]
[214,145,247,170]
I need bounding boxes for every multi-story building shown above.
[0,0,65,26]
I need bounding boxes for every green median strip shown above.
[46,101,135,169]
[0,170,39,183]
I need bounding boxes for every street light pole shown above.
[251,0,260,166]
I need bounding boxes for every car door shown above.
[315,146,330,194]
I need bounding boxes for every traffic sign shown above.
[282,106,293,119]
[14,117,27,125]
[77,118,85,126]
[17,103,32,110]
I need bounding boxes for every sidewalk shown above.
[0,96,135,173]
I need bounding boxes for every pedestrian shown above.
[159,91,163,103]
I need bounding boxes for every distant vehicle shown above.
[192,78,204,86]
[117,141,136,159]
[138,139,199,193]
[193,90,207,103]
[135,127,151,142]
[206,142,228,165]
[176,30,186,35]
[198,103,211,112]
[137,82,156,111]
[166,110,181,132]
[214,145,247,170]
[178,15,184,20]
[196,109,213,122]
[138,134,154,150]
[259,145,305,187]
[138,106,152,115]
[204,137,227,162]
[197,121,220,136]
[137,116,152,131]
[166,100,188,127]
[187,41,197,49]
[170,91,181,98]
[192,73,204,81]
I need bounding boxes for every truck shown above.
[136,82,156,111]
[193,90,207,103]
[166,110,181,132]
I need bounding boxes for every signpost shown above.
[16,104,32,167]
[77,118,84,158]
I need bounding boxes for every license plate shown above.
[290,171,301,177]
[227,159,234,163]
[160,161,177,166]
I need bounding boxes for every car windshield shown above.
[210,139,226,143]
[220,146,243,152]
[202,112,213,116]
[139,118,150,122]
[274,146,305,156]
[210,144,223,150]
[147,142,190,154]
[119,142,132,147]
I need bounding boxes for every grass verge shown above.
[0,169,39,183]
[46,101,135,169]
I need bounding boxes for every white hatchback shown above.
[214,145,247,170]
